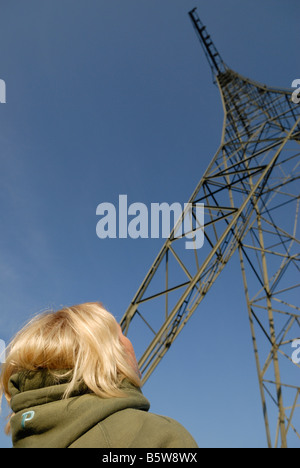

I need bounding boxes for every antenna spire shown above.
[188,8,227,77]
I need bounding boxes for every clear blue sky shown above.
[0,0,299,448]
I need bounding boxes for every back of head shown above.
[0,302,141,433]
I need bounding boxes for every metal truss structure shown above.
[120,8,300,448]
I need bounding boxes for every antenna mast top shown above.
[189,8,227,78]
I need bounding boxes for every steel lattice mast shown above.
[120,8,300,447]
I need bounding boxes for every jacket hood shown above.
[9,370,150,448]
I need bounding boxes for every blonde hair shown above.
[0,302,141,434]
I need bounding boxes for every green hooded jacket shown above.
[8,371,198,448]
